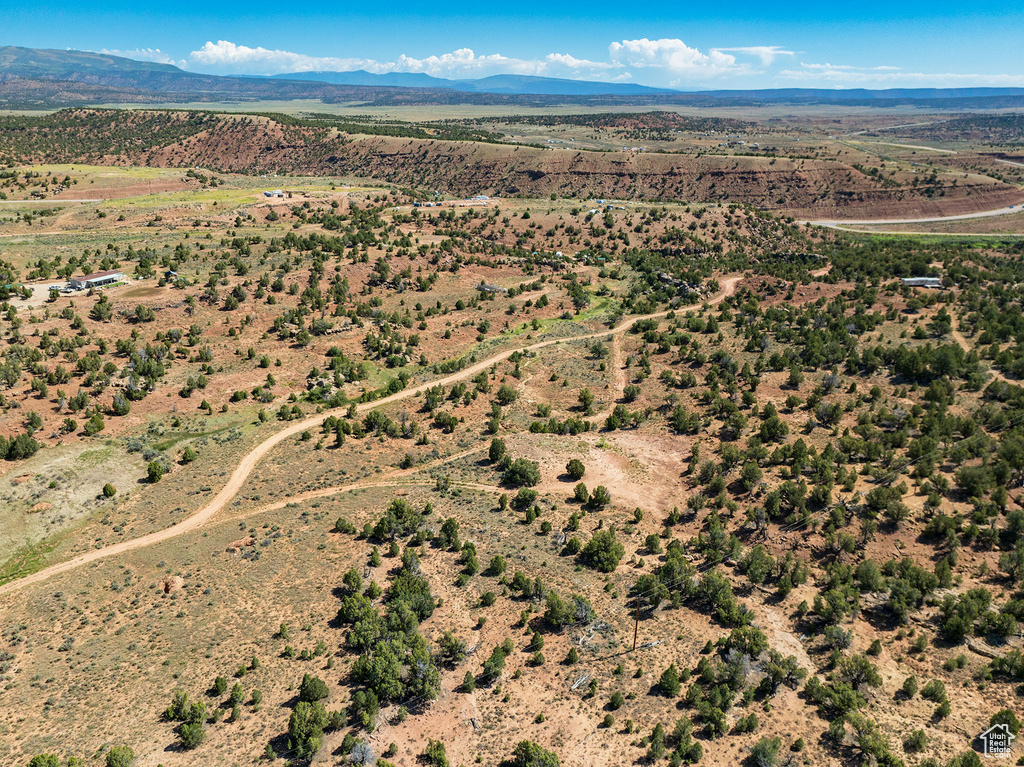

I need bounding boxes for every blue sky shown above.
[6,0,1024,88]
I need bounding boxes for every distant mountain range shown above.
[699,87,1024,102]
[269,70,1024,101]
[2,45,1024,108]
[267,70,677,96]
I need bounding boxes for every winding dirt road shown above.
[0,276,742,598]
[0,199,103,204]
[952,314,1010,386]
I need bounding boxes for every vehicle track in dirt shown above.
[952,315,1011,386]
[0,276,742,598]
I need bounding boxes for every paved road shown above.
[841,120,948,137]
[808,205,1024,228]
[0,276,743,597]
[855,140,957,154]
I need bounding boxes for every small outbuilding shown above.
[477,283,507,294]
[69,270,125,290]
[902,277,943,289]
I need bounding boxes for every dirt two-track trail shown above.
[0,276,742,599]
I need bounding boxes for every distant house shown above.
[263,190,284,198]
[69,270,125,290]
[902,277,943,289]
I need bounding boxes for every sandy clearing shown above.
[591,332,626,422]
[757,604,812,672]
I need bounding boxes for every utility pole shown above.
[632,596,640,651]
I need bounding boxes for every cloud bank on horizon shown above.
[100,39,1024,89]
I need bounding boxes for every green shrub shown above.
[580,529,624,573]
[299,673,329,703]
[105,746,135,767]
[658,664,681,696]
[489,438,507,463]
[903,729,927,752]
[423,739,449,767]
[990,708,1022,736]
[288,701,327,758]
[502,458,541,487]
[503,739,560,766]
[747,737,781,767]
[902,675,918,699]
[179,722,206,749]
[921,679,946,702]
[588,485,611,508]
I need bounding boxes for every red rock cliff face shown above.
[12,110,1023,217]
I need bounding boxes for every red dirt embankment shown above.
[144,128,1024,218]
[10,110,1021,218]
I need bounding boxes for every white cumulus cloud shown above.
[543,53,620,72]
[93,39,1024,89]
[608,38,746,79]
[184,40,630,81]
[178,38,798,84]
[780,61,1024,87]
[394,48,530,77]
[99,47,180,66]
[189,40,373,74]
[713,46,794,66]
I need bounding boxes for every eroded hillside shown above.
[3,109,1022,218]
